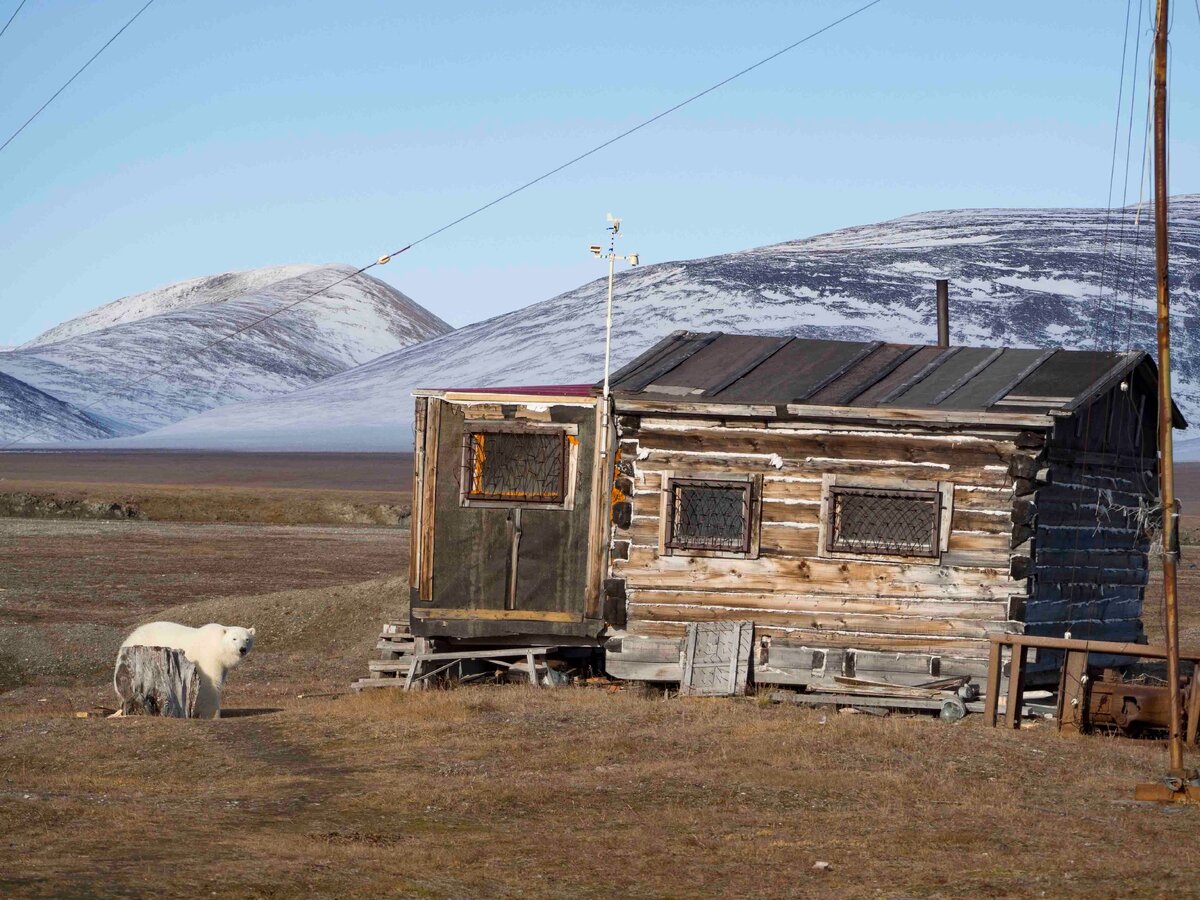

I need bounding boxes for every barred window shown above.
[827,486,940,557]
[666,479,753,553]
[463,430,567,504]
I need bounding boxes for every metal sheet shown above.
[853,346,947,407]
[884,347,1001,408]
[1005,350,1130,403]
[806,344,918,406]
[938,348,1051,409]
[712,338,870,404]
[648,334,787,392]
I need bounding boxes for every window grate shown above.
[828,486,939,557]
[667,479,751,553]
[462,430,567,504]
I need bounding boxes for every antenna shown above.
[589,215,639,463]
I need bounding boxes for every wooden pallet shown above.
[352,622,561,691]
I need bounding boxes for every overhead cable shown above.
[0,0,886,448]
[0,0,158,155]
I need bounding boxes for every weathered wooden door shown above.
[415,398,602,639]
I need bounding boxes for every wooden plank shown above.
[627,588,1010,620]
[783,403,1055,428]
[984,640,1003,726]
[993,633,1200,663]
[411,608,580,622]
[584,399,610,620]
[629,620,992,653]
[1003,644,1028,728]
[1187,673,1200,748]
[616,398,779,417]
[627,603,1015,638]
[418,398,441,602]
[410,397,427,589]
[617,547,1023,598]
[633,425,1016,468]
[634,450,1014,487]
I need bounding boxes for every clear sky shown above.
[1,0,1197,345]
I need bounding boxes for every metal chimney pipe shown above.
[935,279,950,348]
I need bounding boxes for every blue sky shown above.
[1,0,1197,345]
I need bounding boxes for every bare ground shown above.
[2,454,1200,896]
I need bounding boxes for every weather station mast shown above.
[591,214,638,462]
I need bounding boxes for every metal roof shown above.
[604,331,1186,426]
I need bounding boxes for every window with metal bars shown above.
[462,429,567,505]
[666,478,754,554]
[826,485,941,557]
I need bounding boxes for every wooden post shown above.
[935,279,950,348]
[1004,642,1027,729]
[1186,669,1200,748]
[984,639,1003,727]
[113,646,200,718]
[1057,650,1089,735]
[1151,0,1186,777]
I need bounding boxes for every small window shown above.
[665,477,758,555]
[462,429,567,505]
[826,485,940,558]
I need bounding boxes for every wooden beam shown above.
[990,633,1200,663]
[412,608,580,622]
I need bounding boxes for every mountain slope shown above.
[68,197,1200,450]
[0,264,451,444]
[19,264,319,348]
[0,371,129,442]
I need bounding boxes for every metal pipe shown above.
[936,279,950,348]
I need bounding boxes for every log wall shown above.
[608,415,1037,682]
[1024,380,1158,659]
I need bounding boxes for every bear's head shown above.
[218,625,256,669]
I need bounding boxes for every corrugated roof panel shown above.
[806,344,917,406]
[713,339,870,404]
[938,348,1051,410]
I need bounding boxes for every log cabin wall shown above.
[608,412,1039,683]
[1023,378,1159,666]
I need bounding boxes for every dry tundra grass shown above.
[2,688,1200,897]
[3,453,1200,897]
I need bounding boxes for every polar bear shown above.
[116,622,256,719]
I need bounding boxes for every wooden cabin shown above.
[405,333,1183,691]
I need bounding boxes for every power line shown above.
[378,0,887,261]
[1,0,887,449]
[0,0,27,41]
[0,0,158,155]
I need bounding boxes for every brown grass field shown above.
[2,453,1200,897]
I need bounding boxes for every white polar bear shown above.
[117,622,256,719]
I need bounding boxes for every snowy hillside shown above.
[0,264,451,444]
[127,197,1200,452]
[0,371,129,442]
[19,264,318,348]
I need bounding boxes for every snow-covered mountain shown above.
[124,197,1200,452]
[0,371,127,442]
[0,264,451,444]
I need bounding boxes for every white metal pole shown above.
[600,249,615,459]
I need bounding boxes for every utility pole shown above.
[1136,0,1197,803]
[590,214,638,461]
